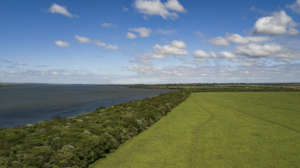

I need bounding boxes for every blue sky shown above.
[0,0,300,84]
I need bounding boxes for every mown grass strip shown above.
[92,92,300,168]
[91,93,211,168]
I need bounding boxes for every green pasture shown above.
[91,92,300,168]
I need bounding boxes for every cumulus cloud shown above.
[49,3,76,18]
[209,37,230,46]
[129,55,197,78]
[235,43,300,60]
[171,40,186,48]
[254,10,299,35]
[209,33,270,46]
[73,35,119,50]
[128,53,300,83]
[75,35,91,43]
[101,23,115,28]
[287,0,300,14]
[226,33,270,44]
[219,51,236,59]
[130,64,197,78]
[193,50,236,60]
[165,0,186,12]
[152,40,188,59]
[95,41,119,50]
[134,0,186,19]
[129,27,152,38]
[235,43,282,58]
[226,34,249,44]
[127,32,137,39]
[55,40,69,47]
[194,50,217,59]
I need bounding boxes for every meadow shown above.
[92,92,300,168]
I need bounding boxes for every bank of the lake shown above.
[0,90,190,168]
[0,84,169,128]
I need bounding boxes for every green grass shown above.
[0,84,9,87]
[91,92,300,168]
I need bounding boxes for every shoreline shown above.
[0,85,170,129]
[0,90,190,168]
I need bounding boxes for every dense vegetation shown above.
[0,84,9,87]
[92,92,300,168]
[0,90,190,168]
[128,83,300,92]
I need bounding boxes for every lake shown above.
[0,84,169,128]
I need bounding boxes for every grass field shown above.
[91,92,300,168]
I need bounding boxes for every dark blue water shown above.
[0,84,169,128]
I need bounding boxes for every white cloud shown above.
[127,32,137,39]
[49,3,75,18]
[106,45,119,50]
[235,43,282,58]
[287,0,300,14]
[246,36,271,43]
[101,23,115,28]
[129,56,197,78]
[226,34,270,44]
[219,51,236,59]
[165,0,186,12]
[73,35,119,50]
[226,33,270,44]
[75,35,91,43]
[171,40,186,48]
[129,27,152,38]
[209,33,270,46]
[134,0,186,19]
[95,41,119,50]
[194,50,216,59]
[235,43,300,60]
[193,50,236,60]
[134,0,172,19]
[254,10,298,35]
[209,37,230,46]
[129,64,194,77]
[55,40,69,47]
[226,34,248,44]
[152,40,188,59]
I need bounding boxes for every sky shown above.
[0,0,300,84]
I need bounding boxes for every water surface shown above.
[0,84,169,128]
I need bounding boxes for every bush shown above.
[0,90,190,168]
